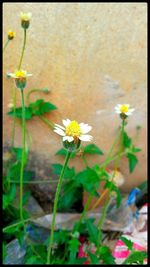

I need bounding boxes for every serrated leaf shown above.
[127,153,138,173]
[83,144,104,155]
[123,131,132,148]
[12,147,28,165]
[120,236,133,250]
[69,238,80,261]
[53,230,69,245]
[52,164,75,179]
[123,251,147,264]
[75,167,100,194]
[86,219,99,245]
[98,246,116,264]
[8,107,33,120]
[29,99,57,116]
[55,148,77,158]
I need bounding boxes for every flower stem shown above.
[114,119,125,170]
[97,196,110,246]
[46,150,72,264]
[18,29,26,69]
[3,39,10,52]
[11,29,27,148]
[26,88,47,104]
[20,89,26,229]
[39,115,54,129]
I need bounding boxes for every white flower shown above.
[54,119,93,142]
[114,104,135,116]
[20,12,32,22]
[8,70,32,79]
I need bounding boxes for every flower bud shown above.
[8,30,15,40]
[20,12,32,29]
[63,139,81,152]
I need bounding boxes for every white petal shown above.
[62,119,71,127]
[27,73,32,77]
[115,110,121,114]
[54,128,65,136]
[7,73,16,78]
[80,124,92,134]
[63,136,74,142]
[55,123,65,130]
[79,135,93,141]
[129,108,135,113]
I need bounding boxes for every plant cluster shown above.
[3,12,147,265]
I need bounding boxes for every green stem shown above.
[39,115,54,129]
[26,89,46,104]
[97,196,110,246]
[9,179,64,184]
[3,39,10,52]
[46,151,72,264]
[18,29,26,69]
[82,154,88,167]
[114,119,125,170]
[11,87,17,147]
[20,89,26,228]
[78,193,94,225]
[11,29,27,148]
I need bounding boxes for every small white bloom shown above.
[20,12,32,21]
[8,70,32,79]
[115,104,135,116]
[54,119,93,143]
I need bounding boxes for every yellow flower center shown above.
[14,70,27,78]
[120,105,129,113]
[65,120,82,137]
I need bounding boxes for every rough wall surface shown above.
[3,3,147,191]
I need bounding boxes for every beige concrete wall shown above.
[3,3,147,191]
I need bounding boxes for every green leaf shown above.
[52,164,75,179]
[53,230,69,245]
[58,180,81,210]
[75,167,100,194]
[8,107,33,120]
[131,147,141,153]
[127,153,138,173]
[98,246,116,264]
[86,219,99,245]
[104,180,122,208]
[29,99,57,116]
[68,238,80,261]
[120,236,133,250]
[123,131,132,148]
[83,144,104,155]
[123,251,147,264]
[3,184,16,209]
[12,147,28,165]
[138,180,147,193]
[3,242,7,261]
[93,164,109,180]
[55,148,77,158]
[88,251,100,264]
